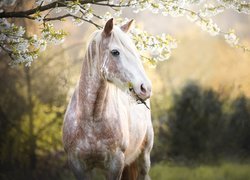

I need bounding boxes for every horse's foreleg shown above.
[68,155,92,180]
[106,150,125,180]
[137,151,151,180]
[137,125,154,180]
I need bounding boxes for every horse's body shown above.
[63,19,153,180]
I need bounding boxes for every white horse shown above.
[63,18,153,180]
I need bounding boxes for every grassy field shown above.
[150,162,250,180]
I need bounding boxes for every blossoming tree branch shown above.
[0,0,249,66]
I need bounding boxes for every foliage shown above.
[225,95,250,157]
[153,82,250,164]
[0,0,250,66]
[0,61,27,164]
[0,44,77,179]
[150,162,250,180]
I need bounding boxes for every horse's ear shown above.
[120,19,134,33]
[103,18,113,37]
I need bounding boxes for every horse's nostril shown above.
[140,84,147,94]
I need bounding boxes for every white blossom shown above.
[224,31,239,46]
[114,9,122,17]
[25,61,32,67]
[31,35,39,48]
[84,13,93,21]
[199,4,225,17]
[162,11,169,16]
[15,39,29,52]
[16,26,25,36]
[53,38,65,45]
[36,0,44,5]
[207,23,220,36]
[196,18,220,36]
[0,18,11,28]
[169,5,185,17]
[72,18,84,26]
[39,40,47,52]
[159,49,171,61]
[138,1,150,11]
[84,3,91,10]
[103,12,112,21]
[169,40,178,49]
[0,33,7,41]
[55,7,62,14]
[186,12,199,22]
[129,0,137,6]
[67,4,81,15]
[150,48,162,58]
[150,4,160,14]
[133,8,140,13]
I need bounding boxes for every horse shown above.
[63,18,154,180]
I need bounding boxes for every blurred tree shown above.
[0,47,77,179]
[157,82,225,163]
[226,95,250,158]
[0,57,27,170]
[153,82,250,164]
[0,30,82,179]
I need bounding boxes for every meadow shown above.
[150,162,250,180]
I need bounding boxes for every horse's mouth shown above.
[129,87,150,110]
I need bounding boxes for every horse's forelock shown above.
[111,27,139,58]
[89,27,137,58]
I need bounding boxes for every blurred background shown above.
[1,1,250,180]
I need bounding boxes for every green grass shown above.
[150,162,250,180]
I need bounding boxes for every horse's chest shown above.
[76,119,123,154]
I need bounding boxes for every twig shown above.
[137,98,150,109]
[130,88,150,110]
[91,2,138,8]
[70,14,102,29]
[43,13,72,21]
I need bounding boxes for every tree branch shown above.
[43,13,72,21]
[0,0,106,19]
[0,1,60,18]
[91,1,138,8]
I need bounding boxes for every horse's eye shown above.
[111,49,120,57]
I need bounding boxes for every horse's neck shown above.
[77,57,110,121]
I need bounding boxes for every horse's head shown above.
[97,18,152,101]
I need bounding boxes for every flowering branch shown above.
[0,0,250,66]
